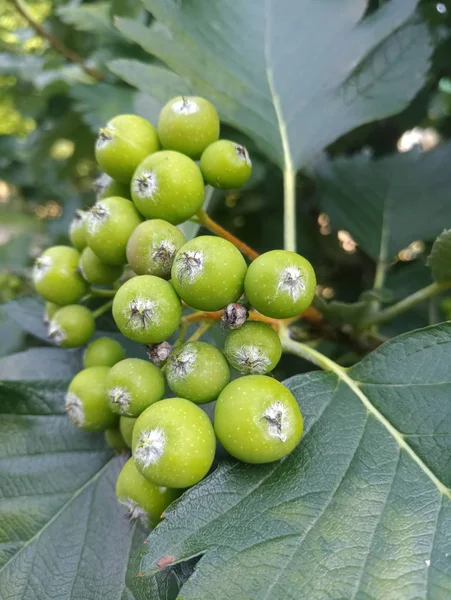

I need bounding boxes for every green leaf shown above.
[316,143,451,261]
[427,229,451,283]
[57,3,119,38]
[116,0,431,170]
[70,83,137,131]
[0,348,82,380]
[141,323,451,598]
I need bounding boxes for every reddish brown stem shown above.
[196,210,260,261]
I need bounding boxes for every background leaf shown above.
[427,229,451,284]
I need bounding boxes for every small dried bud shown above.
[221,303,249,330]
[146,341,172,366]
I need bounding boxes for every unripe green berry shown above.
[105,428,128,451]
[105,358,165,417]
[131,151,204,225]
[214,375,303,464]
[224,322,282,375]
[95,114,160,183]
[116,457,181,527]
[33,246,88,305]
[48,305,95,348]
[119,415,137,448]
[244,250,316,318]
[126,219,186,279]
[171,236,247,311]
[95,173,131,200]
[79,247,123,286]
[158,96,219,159]
[200,140,252,189]
[83,337,125,368]
[69,210,88,251]
[66,366,118,431]
[43,301,61,324]
[166,342,230,404]
[112,275,182,344]
[132,397,216,488]
[85,196,142,265]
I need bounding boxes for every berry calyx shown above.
[244,250,316,318]
[112,275,182,344]
[95,114,160,183]
[166,341,230,404]
[132,397,216,488]
[158,96,219,159]
[116,457,181,527]
[83,337,125,369]
[85,196,142,265]
[146,341,172,367]
[69,210,88,251]
[224,321,282,375]
[48,305,95,348]
[105,358,165,417]
[214,376,303,464]
[221,302,249,330]
[131,151,205,225]
[66,366,118,431]
[95,173,131,200]
[119,415,137,448]
[171,236,247,311]
[200,140,252,189]
[126,219,186,279]
[33,246,88,305]
[78,247,123,286]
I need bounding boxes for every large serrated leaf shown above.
[115,0,430,170]
[140,323,451,599]
[427,230,451,284]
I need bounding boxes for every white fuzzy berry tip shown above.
[120,498,150,527]
[174,250,204,284]
[108,386,131,414]
[69,211,85,235]
[86,203,108,236]
[96,126,115,149]
[169,345,197,380]
[47,320,66,346]
[94,173,112,195]
[262,401,290,442]
[150,239,177,271]
[232,345,271,374]
[236,145,251,166]
[123,296,158,332]
[172,97,199,115]
[134,427,166,467]
[132,170,158,200]
[65,392,85,427]
[33,255,52,283]
[277,266,305,301]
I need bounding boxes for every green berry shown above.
[95,114,160,183]
[83,337,125,368]
[131,151,204,225]
[132,397,216,488]
[95,173,131,200]
[171,236,247,311]
[105,428,128,451]
[33,246,88,305]
[158,96,219,159]
[66,366,118,431]
[112,275,182,344]
[69,210,88,251]
[116,457,181,527]
[48,305,95,348]
[244,250,316,318]
[119,415,137,448]
[126,219,186,279]
[85,197,142,265]
[214,375,303,464]
[43,301,61,324]
[166,342,230,404]
[200,140,252,189]
[105,358,165,417]
[79,247,123,286]
[224,322,282,375]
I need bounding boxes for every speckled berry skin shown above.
[166,342,230,404]
[105,428,128,451]
[69,210,88,251]
[85,196,142,266]
[244,250,316,319]
[49,305,95,348]
[95,114,160,183]
[95,173,131,200]
[224,321,282,375]
[79,247,123,286]
[126,219,186,279]
[200,140,252,189]
[132,397,216,488]
[105,358,165,417]
[158,96,219,159]
[171,236,247,311]
[214,375,303,464]
[83,337,125,369]
[43,301,61,324]
[112,275,182,344]
[66,367,118,431]
[33,246,88,305]
[119,415,137,448]
[116,458,181,527]
[131,151,205,225]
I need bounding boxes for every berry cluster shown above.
[32,96,316,528]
